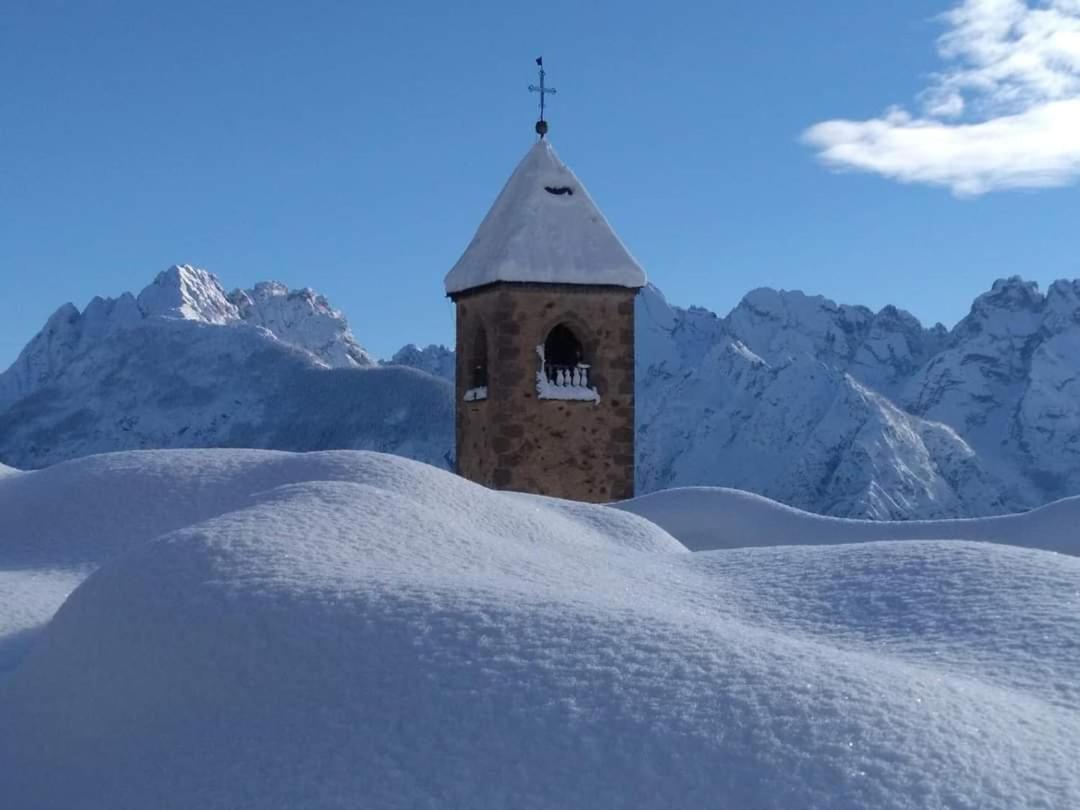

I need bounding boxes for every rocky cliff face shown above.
[3,268,1078,519]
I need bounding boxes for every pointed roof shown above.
[444,141,646,295]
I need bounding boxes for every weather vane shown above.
[528,57,557,138]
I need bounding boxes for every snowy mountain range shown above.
[0,266,452,471]
[2,265,1078,519]
[636,277,1080,518]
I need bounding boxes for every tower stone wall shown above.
[454,282,636,503]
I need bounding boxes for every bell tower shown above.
[445,94,646,502]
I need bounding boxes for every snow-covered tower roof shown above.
[444,140,647,296]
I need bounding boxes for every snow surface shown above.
[535,373,601,401]
[618,486,1080,555]
[0,567,88,674]
[1,448,1079,809]
[444,140,647,294]
[463,385,487,401]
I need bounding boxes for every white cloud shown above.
[803,0,1080,195]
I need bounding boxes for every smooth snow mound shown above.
[2,450,1079,809]
[0,463,17,477]
[617,486,1080,554]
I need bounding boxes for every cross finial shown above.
[528,56,557,138]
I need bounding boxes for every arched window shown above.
[471,325,488,389]
[536,322,598,401]
[539,322,591,391]
[544,324,582,368]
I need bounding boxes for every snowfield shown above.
[618,486,1080,555]
[1,450,1078,809]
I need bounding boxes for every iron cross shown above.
[528,57,557,130]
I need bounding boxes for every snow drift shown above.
[618,486,1080,555]
[1,449,1078,809]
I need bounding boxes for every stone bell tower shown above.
[445,129,646,503]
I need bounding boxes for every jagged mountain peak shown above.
[987,275,1042,301]
[737,286,872,319]
[953,276,1049,342]
[136,264,238,324]
[729,286,932,343]
[227,278,373,369]
[386,344,455,381]
[0,303,84,407]
[0,266,374,406]
[873,304,923,330]
[1044,279,1080,332]
[635,289,1006,519]
[958,275,1080,325]
[46,301,81,324]
[1047,278,1080,300]
[723,286,934,397]
[235,280,328,309]
[969,275,1042,312]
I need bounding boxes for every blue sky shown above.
[2,0,1078,366]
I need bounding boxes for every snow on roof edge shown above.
[444,141,647,295]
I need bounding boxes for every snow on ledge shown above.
[535,345,600,404]
[536,377,601,402]
[464,386,488,402]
